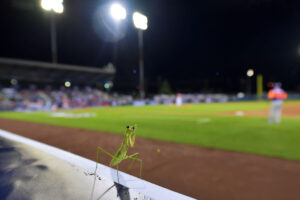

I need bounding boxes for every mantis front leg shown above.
[95,146,114,171]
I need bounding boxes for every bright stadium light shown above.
[247,69,254,77]
[10,79,18,85]
[64,81,71,87]
[41,0,52,11]
[41,0,64,14]
[53,3,64,14]
[133,12,148,30]
[110,3,127,21]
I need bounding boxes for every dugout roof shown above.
[0,57,115,85]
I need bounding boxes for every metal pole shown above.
[138,30,145,98]
[256,74,263,99]
[113,42,118,68]
[50,12,58,63]
[247,76,251,96]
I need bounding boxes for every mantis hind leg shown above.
[127,154,143,178]
[117,165,119,183]
[95,147,122,184]
[95,146,114,172]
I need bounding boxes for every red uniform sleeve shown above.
[283,92,287,100]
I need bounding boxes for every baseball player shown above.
[267,83,287,124]
[176,93,182,106]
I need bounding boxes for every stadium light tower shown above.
[41,0,64,63]
[133,12,148,99]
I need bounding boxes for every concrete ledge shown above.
[0,129,195,200]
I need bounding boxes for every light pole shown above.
[133,12,148,99]
[246,68,254,95]
[41,0,64,63]
[109,3,127,69]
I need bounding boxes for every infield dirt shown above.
[1,118,300,200]
[221,102,300,117]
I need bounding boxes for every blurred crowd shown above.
[152,94,229,105]
[0,87,133,111]
[0,87,232,111]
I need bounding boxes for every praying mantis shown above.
[94,125,142,183]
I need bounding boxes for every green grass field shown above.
[1,101,300,160]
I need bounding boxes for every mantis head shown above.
[126,125,137,148]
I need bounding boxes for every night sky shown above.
[1,0,300,94]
